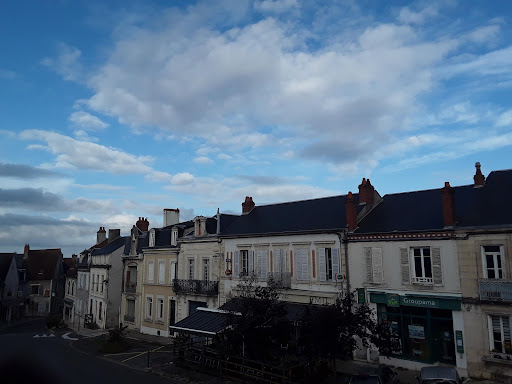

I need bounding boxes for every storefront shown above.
[370,293,462,365]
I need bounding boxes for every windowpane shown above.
[485,246,501,253]
[489,269,496,279]
[423,248,430,257]
[414,248,421,257]
[414,256,423,277]
[487,254,495,268]
[424,256,432,278]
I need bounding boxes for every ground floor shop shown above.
[367,291,467,375]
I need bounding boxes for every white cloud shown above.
[69,111,109,130]
[496,110,512,127]
[467,25,501,44]
[41,43,83,81]
[254,0,298,13]
[194,156,213,164]
[217,153,232,160]
[171,172,195,185]
[398,5,438,25]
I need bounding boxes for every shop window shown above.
[489,315,512,354]
[482,245,505,279]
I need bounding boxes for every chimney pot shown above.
[136,216,149,232]
[474,162,486,187]
[242,196,255,215]
[97,227,107,245]
[358,178,375,206]
[345,192,358,231]
[441,181,456,227]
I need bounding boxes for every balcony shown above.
[173,279,219,296]
[124,314,135,323]
[479,279,512,302]
[268,272,292,289]
[124,283,137,293]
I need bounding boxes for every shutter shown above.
[148,262,154,283]
[170,262,176,281]
[365,247,373,283]
[332,248,340,281]
[281,249,286,273]
[126,269,130,285]
[372,248,384,284]
[400,248,410,285]
[159,261,165,284]
[249,250,254,275]
[432,247,443,285]
[319,248,326,282]
[275,249,281,273]
[298,248,309,280]
[256,250,263,277]
[504,317,512,342]
[234,251,240,277]
[261,250,268,277]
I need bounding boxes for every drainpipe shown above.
[336,230,350,300]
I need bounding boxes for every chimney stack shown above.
[108,229,121,243]
[474,162,485,187]
[441,182,456,227]
[24,244,30,261]
[97,227,107,245]
[136,217,149,232]
[358,178,375,206]
[72,254,77,265]
[345,192,358,231]
[242,196,255,215]
[163,209,180,227]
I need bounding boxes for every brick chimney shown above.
[242,196,255,215]
[24,244,30,261]
[358,178,375,206]
[345,192,358,231]
[474,162,485,187]
[72,254,77,265]
[136,217,149,232]
[441,182,456,227]
[97,227,107,245]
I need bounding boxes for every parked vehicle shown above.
[348,365,399,384]
[417,366,463,384]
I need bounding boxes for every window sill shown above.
[145,318,153,322]
[483,355,512,366]
[156,320,164,324]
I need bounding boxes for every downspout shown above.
[336,230,350,299]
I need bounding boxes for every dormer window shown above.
[149,229,155,247]
[171,227,178,246]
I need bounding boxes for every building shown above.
[23,245,64,316]
[0,253,20,324]
[63,255,77,326]
[89,230,128,329]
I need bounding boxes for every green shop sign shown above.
[370,293,461,311]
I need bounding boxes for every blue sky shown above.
[1,0,512,256]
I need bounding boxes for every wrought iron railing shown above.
[124,283,137,293]
[268,272,292,289]
[479,279,512,302]
[124,314,135,322]
[173,279,219,296]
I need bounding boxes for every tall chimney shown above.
[216,208,221,234]
[242,196,255,215]
[24,244,30,261]
[163,209,180,227]
[97,227,107,244]
[441,182,456,227]
[108,229,121,243]
[136,217,149,232]
[474,162,485,187]
[358,178,375,206]
[72,254,77,264]
[345,192,358,231]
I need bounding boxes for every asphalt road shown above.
[0,319,182,384]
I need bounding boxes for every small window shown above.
[188,259,195,280]
[411,247,433,284]
[203,259,209,281]
[241,250,249,276]
[157,298,164,321]
[158,261,165,284]
[146,296,153,319]
[148,261,155,283]
[31,285,40,295]
[490,315,512,354]
[483,245,505,279]
[149,229,155,247]
[171,228,178,246]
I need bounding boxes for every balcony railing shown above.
[479,279,512,302]
[268,272,292,289]
[124,283,137,293]
[173,279,219,296]
[124,314,135,323]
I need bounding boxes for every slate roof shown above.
[170,308,233,336]
[0,253,16,282]
[91,236,129,256]
[63,258,77,278]
[23,248,62,280]
[221,194,361,237]
[355,169,512,234]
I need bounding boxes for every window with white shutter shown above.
[148,261,154,283]
[318,247,340,282]
[489,315,512,353]
[158,260,165,284]
[319,248,327,282]
[234,251,240,277]
[257,249,268,278]
[482,245,505,279]
[372,248,383,284]
[296,248,309,281]
[400,248,410,285]
[249,250,254,275]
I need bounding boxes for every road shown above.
[0,319,182,384]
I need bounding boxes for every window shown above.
[203,259,209,281]
[127,299,135,318]
[319,247,341,282]
[31,285,40,295]
[170,262,177,283]
[171,228,178,246]
[67,280,71,294]
[98,302,102,320]
[169,299,176,326]
[157,297,164,321]
[188,259,195,280]
[128,266,137,284]
[158,260,165,284]
[148,261,155,283]
[71,281,75,296]
[274,249,286,273]
[86,274,89,290]
[364,247,383,284]
[412,247,433,284]
[146,296,153,320]
[490,315,512,354]
[256,249,268,278]
[95,274,99,292]
[149,229,155,247]
[483,245,505,279]
[100,274,104,293]
[296,248,309,281]
[241,250,249,276]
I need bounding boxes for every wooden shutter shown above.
[148,262,154,283]
[318,248,326,282]
[275,249,281,273]
[249,250,254,275]
[297,248,309,280]
[257,250,268,277]
[234,251,240,277]
[372,248,384,284]
[400,248,410,285]
[332,248,340,281]
[365,247,373,282]
[432,247,443,285]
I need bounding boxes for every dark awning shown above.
[169,307,240,337]
[64,298,74,306]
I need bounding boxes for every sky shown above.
[1,0,512,257]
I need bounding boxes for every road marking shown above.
[33,334,40,338]
[62,332,79,341]
[121,345,165,363]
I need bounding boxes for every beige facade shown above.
[458,231,512,379]
[140,249,178,337]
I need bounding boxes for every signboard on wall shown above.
[370,293,461,311]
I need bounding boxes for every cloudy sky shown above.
[1,0,512,256]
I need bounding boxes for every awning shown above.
[64,298,74,306]
[169,307,240,337]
